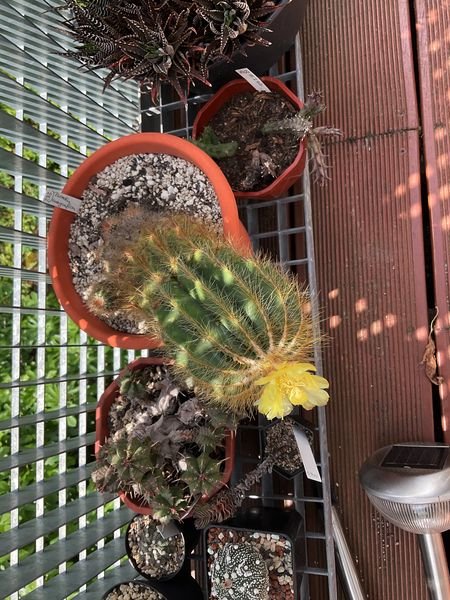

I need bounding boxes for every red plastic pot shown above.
[192,77,307,201]
[95,357,236,515]
[48,133,251,349]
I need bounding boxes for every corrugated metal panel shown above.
[414,0,450,441]
[301,1,434,598]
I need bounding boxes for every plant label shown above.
[157,521,180,539]
[293,423,322,482]
[235,68,272,93]
[43,190,82,213]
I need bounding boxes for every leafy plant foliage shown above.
[57,0,277,101]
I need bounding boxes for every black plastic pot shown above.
[125,517,201,582]
[265,418,314,480]
[204,506,303,598]
[101,580,163,600]
[200,0,310,91]
[102,576,204,600]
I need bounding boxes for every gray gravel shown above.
[105,582,165,600]
[69,153,222,334]
[128,514,185,578]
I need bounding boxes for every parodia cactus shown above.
[88,207,329,419]
[210,542,269,600]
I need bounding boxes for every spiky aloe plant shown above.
[57,0,277,102]
[88,208,329,419]
[196,0,275,55]
[57,0,206,101]
[262,91,343,185]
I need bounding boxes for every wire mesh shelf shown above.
[0,2,336,597]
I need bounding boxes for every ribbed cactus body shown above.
[210,542,269,600]
[91,208,319,415]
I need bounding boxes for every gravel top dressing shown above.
[69,153,222,334]
[127,514,185,579]
[207,527,295,600]
[105,582,165,600]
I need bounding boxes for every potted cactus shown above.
[93,357,236,517]
[87,207,330,421]
[210,543,270,599]
[125,515,186,581]
[47,132,250,349]
[102,582,166,600]
[205,506,302,600]
[102,577,204,600]
[192,78,342,199]
[192,418,310,528]
[125,515,200,581]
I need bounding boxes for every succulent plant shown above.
[92,363,232,522]
[87,208,329,419]
[210,542,269,600]
[192,419,307,528]
[196,0,275,55]
[191,126,238,159]
[57,0,205,101]
[57,0,277,102]
[262,91,343,184]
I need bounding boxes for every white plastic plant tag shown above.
[293,423,322,482]
[43,190,82,213]
[235,68,272,92]
[157,521,180,539]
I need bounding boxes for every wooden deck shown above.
[300,1,450,598]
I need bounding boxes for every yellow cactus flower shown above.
[254,362,330,419]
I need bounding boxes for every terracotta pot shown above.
[47,132,251,349]
[95,357,236,515]
[192,77,307,201]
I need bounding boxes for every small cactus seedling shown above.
[191,126,238,159]
[88,208,329,420]
[210,542,269,600]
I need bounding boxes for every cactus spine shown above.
[89,208,325,418]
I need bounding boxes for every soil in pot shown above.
[266,418,314,479]
[127,514,185,579]
[68,152,222,335]
[205,91,299,192]
[207,527,295,600]
[104,582,165,600]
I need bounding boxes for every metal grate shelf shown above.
[0,2,336,598]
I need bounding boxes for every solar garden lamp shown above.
[359,443,450,600]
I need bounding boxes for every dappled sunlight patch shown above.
[370,320,383,336]
[329,315,341,329]
[415,325,429,342]
[357,328,369,342]
[328,288,339,300]
[355,298,368,313]
[384,313,397,328]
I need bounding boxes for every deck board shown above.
[301,1,436,597]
